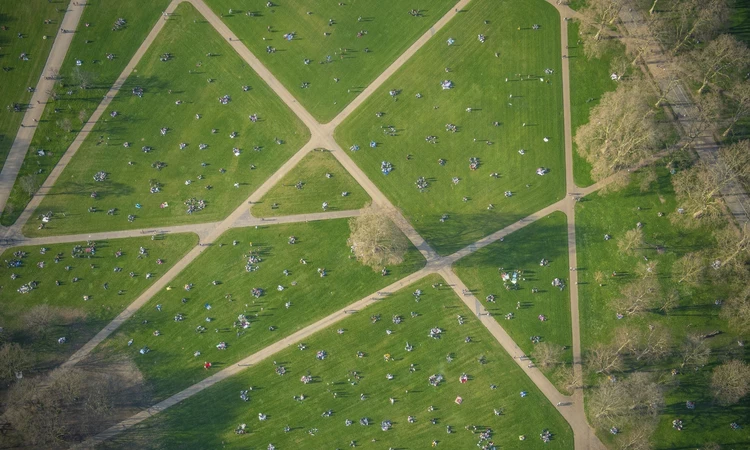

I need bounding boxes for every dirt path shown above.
[0,0,86,215]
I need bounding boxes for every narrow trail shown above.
[0,1,86,214]
[8,1,614,448]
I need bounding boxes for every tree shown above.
[3,366,121,446]
[56,117,72,133]
[22,305,59,339]
[587,342,626,374]
[672,252,706,285]
[78,108,88,125]
[580,0,624,57]
[0,343,32,383]
[720,287,750,336]
[589,372,664,428]
[658,289,681,315]
[664,0,729,54]
[617,228,644,256]
[618,324,672,363]
[673,142,750,221]
[722,80,750,137]
[532,342,564,368]
[19,174,39,197]
[70,66,96,90]
[681,34,750,94]
[680,333,711,368]
[611,277,660,316]
[576,81,663,180]
[347,206,408,270]
[711,360,750,405]
[635,260,659,278]
[711,223,750,277]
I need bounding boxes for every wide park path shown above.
[6,1,614,449]
[0,0,86,215]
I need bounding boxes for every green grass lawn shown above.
[729,0,750,45]
[203,0,457,123]
[1,0,172,226]
[0,233,197,369]
[253,149,369,217]
[22,3,310,237]
[575,167,750,448]
[95,219,425,401]
[567,21,626,188]
[0,1,65,172]
[100,274,573,450]
[335,0,566,255]
[453,212,573,384]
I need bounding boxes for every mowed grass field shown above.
[23,3,310,237]
[0,233,197,368]
[96,219,426,401]
[204,0,457,123]
[253,149,369,217]
[575,168,750,449]
[453,212,573,379]
[1,0,172,225]
[0,1,65,171]
[100,275,573,450]
[335,0,566,255]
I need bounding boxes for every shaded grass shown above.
[96,218,426,402]
[101,274,573,450]
[253,149,369,217]
[453,211,573,388]
[0,233,197,370]
[0,1,65,173]
[23,3,310,236]
[1,0,172,226]
[336,0,566,255]
[203,0,457,123]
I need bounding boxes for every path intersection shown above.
[0,1,620,448]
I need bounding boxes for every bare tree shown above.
[589,372,664,428]
[618,228,644,256]
[673,142,750,220]
[0,343,32,383]
[626,324,672,363]
[680,333,711,368]
[348,206,408,270]
[672,251,706,285]
[680,34,750,94]
[56,117,73,133]
[720,287,750,337]
[580,0,624,57]
[587,342,626,374]
[532,342,565,368]
[611,277,660,316]
[666,0,729,54]
[635,260,659,278]
[78,108,88,125]
[576,81,663,180]
[70,66,96,90]
[722,80,750,137]
[19,174,39,197]
[711,223,750,276]
[711,360,750,405]
[658,289,681,314]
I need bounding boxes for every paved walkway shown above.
[0,0,85,214]
[10,1,611,448]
